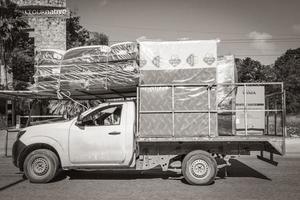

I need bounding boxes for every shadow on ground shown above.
[0,178,26,191]
[217,159,270,180]
[53,158,270,183]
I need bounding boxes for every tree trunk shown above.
[4,51,8,89]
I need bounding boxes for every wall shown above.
[12,0,67,51]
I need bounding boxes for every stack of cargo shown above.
[32,49,65,91]
[30,42,140,93]
[216,55,237,135]
[138,40,218,138]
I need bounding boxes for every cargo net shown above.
[29,42,140,93]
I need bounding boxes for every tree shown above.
[235,57,275,83]
[273,48,300,113]
[66,12,109,49]
[10,36,34,90]
[66,12,90,49]
[0,0,29,88]
[87,32,109,45]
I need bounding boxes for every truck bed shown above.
[137,135,285,155]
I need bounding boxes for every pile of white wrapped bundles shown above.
[31,42,139,92]
[138,40,219,138]
[33,49,65,90]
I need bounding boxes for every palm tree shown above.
[0,0,28,88]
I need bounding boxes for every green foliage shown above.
[0,0,28,49]
[235,49,300,114]
[235,57,275,83]
[48,100,102,118]
[0,0,30,89]
[66,12,109,49]
[10,36,34,90]
[273,48,300,113]
[87,32,109,46]
[66,12,90,49]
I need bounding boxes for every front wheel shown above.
[182,150,217,185]
[23,149,59,183]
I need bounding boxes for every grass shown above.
[286,114,300,137]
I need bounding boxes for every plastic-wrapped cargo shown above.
[35,49,65,66]
[139,86,217,137]
[33,49,65,80]
[139,40,217,84]
[216,55,237,135]
[31,42,139,93]
[109,42,137,61]
[216,55,237,109]
[31,49,65,91]
[58,44,139,92]
[138,40,218,138]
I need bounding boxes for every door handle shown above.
[108,131,121,135]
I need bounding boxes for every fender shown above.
[21,136,70,167]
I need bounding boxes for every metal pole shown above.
[208,86,211,137]
[244,84,248,136]
[274,100,277,136]
[172,86,175,137]
[282,90,287,155]
[283,90,287,137]
[266,99,269,135]
[136,86,140,137]
[5,130,8,157]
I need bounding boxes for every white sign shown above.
[21,8,69,18]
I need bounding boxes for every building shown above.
[12,0,68,51]
[0,0,68,128]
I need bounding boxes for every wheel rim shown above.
[189,159,210,179]
[31,157,49,176]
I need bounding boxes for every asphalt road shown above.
[1,155,300,200]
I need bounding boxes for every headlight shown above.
[17,130,26,139]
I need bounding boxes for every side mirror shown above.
[76,113,84,127]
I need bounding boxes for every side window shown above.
[82,105,122,126]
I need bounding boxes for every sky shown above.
[67,0,300,64]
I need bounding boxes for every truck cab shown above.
[12,101,136,182]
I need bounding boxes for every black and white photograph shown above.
[0,0,300,199]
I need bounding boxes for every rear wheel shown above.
[23,149,59,183]
[182,150,217,185]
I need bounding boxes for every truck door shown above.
[69,103,127,165]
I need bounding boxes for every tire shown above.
[182,150,217,185]
[23,149,59,183]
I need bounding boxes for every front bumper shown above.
[12,139,26,168]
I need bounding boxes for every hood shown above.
[27,118,71,127]
[24,119,74,132]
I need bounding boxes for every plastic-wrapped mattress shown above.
[33,49,65,79]
[30,42,139,92]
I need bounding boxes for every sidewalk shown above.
[285,137,300,156]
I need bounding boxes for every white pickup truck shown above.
[12,83,285,185]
